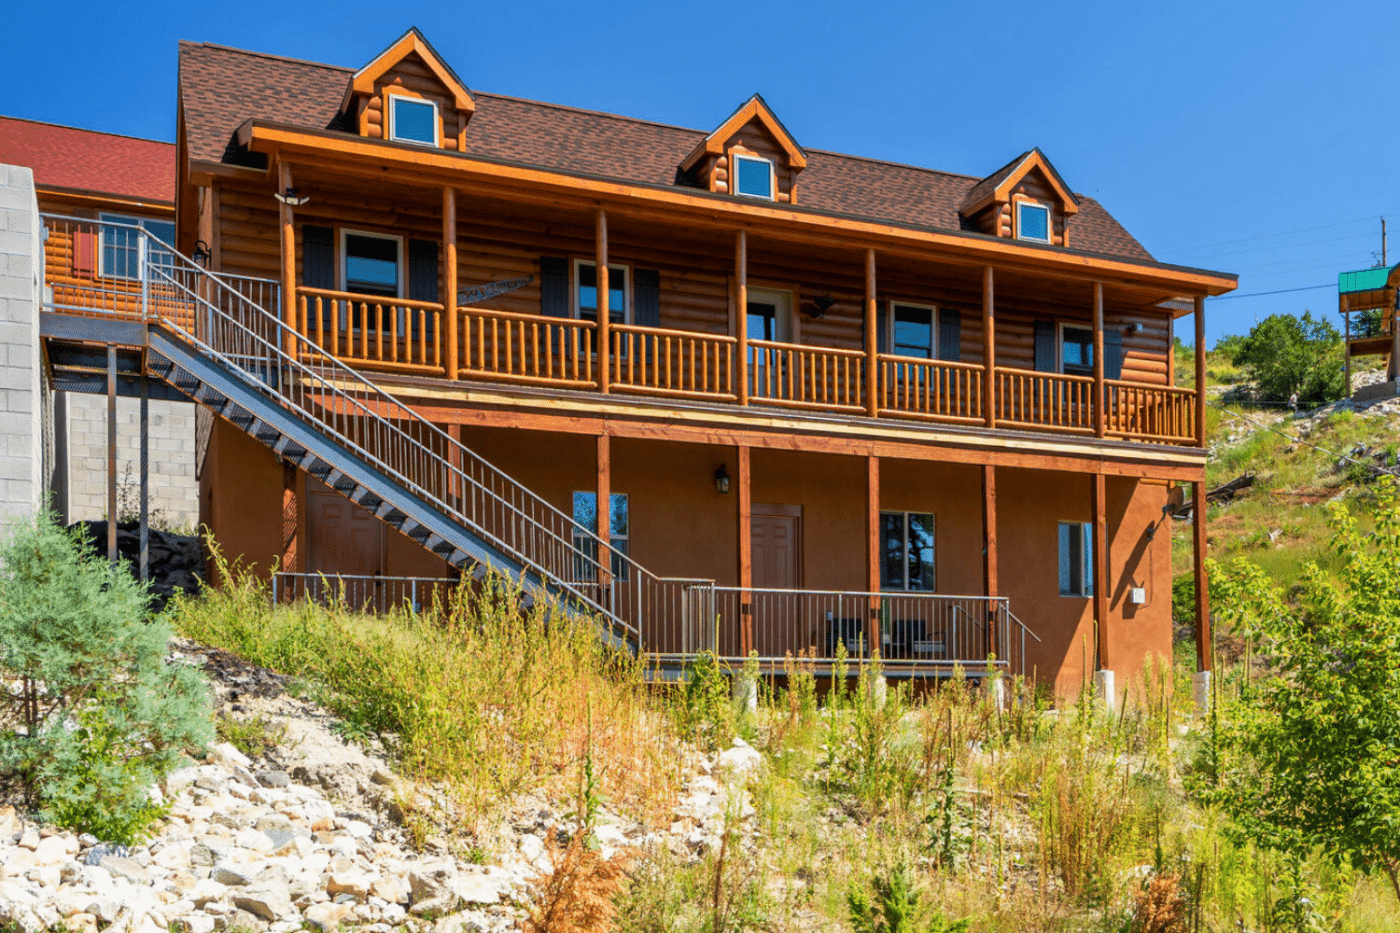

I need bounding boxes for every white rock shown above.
[369,874,408,904]
[716,738,762,780]
[31,835,73,866]
[325,871,371,899]
[16,831,39,851]
[303,902,351,932]
[451,874,501,906]
[208,743,252,771]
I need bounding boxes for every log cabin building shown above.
[33,29,1235,699]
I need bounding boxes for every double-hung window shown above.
[1058,521,1094,597]
[1061,325,1094,376]
[99,214,175,280]
[880,511,935,591]
[1016,201,1051,243]
[892,303,936,359]
[734,154,774,200]
[342,231,402,298]
[387,95,438,146]
[575,261,628,326]
[572,492,630,582]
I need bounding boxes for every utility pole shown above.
[1383,217,1387,266]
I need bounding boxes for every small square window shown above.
[389,97,438,146]
[1017,202,1051,243]
[734,155,774,200]
[1058,522,1094,597]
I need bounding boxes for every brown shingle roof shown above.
[0,116,174,203]
[179,41,1153,263]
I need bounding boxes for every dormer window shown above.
[388,96,438,146]
[1016,202,1051,243]
[734,154,774,200]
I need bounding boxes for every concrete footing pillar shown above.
[986,671,1006,711]
[1095,669,1116,712]
[732,669,758,714]
[1193,670,1212,715]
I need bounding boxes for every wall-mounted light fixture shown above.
[191,240,211,266]
[273,186,310,207]
[806,294,836,319]
[1123,321,1143,335]
[714,464,730,495]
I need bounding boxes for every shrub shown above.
[1230,311,1344,406]
[0,511,211,843]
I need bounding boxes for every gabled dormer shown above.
[680,95,806,204]
[341,28,475,152]
[960,149,1080,247]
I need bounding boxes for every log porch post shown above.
[106,345,117,566]
[865,248,878,418]
[1391,288,1400,382]
[1194,297,1207,447]
[277,162,297,357]
[982,464,998,657]
[736,445,753,655]
[982,266,995,427]
[596,209,610,394]
[736,231,749,406]
[1193,479,1212,673]
[1093,282,1106,438]
[865,455,880,657]
[1091,473,1108,672]
[443,186,459,381]
[1342,295,1351,399]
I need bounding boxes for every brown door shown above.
[751,505,802,658]
[307,485,384,607]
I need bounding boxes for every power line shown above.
[1169,214,1395,255]
[1208,283,1336,301]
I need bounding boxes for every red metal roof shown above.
[0,116,174,203]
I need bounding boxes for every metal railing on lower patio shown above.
[271,572,459,613]
[641,586,1040,677]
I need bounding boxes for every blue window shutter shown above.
[939,308,961,362]
[539,257,569,318]
[302,225,334,289]
[634,269,660,328]
[408,239,438,303]
[1034,320,1057,372]
[1104,327,1124,380]
[875,302,888,353]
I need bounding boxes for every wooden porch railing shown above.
[993,369,1097,434]
[609,325,737,400]
[1104,380,1196,444]
[298,287,445,376]
[748,340,866,411]
[458,306,597,388]
[877,354,985,424]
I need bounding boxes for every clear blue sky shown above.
[9,0,1397,346]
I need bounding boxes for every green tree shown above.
[0,511,211,842]
[1231,311,1345,405]
[1208,479,1400,900]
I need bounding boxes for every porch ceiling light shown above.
[274,187,310,207]
[714,464,730,495]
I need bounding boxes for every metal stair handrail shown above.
[46,214,704,639]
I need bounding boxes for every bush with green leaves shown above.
[1230,311,1344,406]
[0,511,211,843]
[1206,477,1400,902]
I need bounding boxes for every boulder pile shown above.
[71,521,203,609]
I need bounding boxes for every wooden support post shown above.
[106,346,117,566]
[596,433,611,604]
[983,266,995,427]
[281,464,299,574]
[443,186,459,381]
[277,162,297,357]
[596,209,610,394]
[1092,282,1106,438]
[736,445,753,655]
[866,455,880,657]
[1092,473,1108,671]
[139,374,149,584]
[1392,291,1400,382]
[1193,479,1212,671]
[736,231,749,406]
[1194,297,1207,447]
[865,248,879,418]
[982,463,999,658]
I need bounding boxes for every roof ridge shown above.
[182,40,353,75]
[0,114,174,148]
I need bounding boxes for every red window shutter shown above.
[74,231,96,277]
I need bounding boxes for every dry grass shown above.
[525,828,630,933]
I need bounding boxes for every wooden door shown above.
[751,505,802,658]
[307,487,384,607]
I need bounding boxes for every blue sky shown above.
[8,0,1396,346]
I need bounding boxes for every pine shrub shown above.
[0,511,211,843]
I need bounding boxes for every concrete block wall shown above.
[54,392,200,529]
[0,165,43,523]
